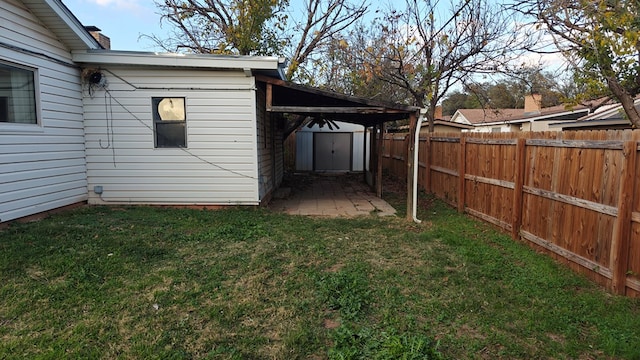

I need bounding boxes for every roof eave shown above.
[72,50,285,74]
[21,0,101,50]
[549,118,630,129]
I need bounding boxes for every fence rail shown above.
[383,130,640,297]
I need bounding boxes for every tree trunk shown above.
[606,77,640,128]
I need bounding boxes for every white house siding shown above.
[83,67,261,205]
[0,0,87,222]
[296,121,365,172]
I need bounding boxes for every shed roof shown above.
[256,75,419,127]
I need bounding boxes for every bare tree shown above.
[285,0,367,81]
[146,0,368,81]
[512,0,640,127]
[354,0,528,131]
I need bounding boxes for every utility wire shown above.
[103,88,258,180]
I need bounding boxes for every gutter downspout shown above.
[412,108,427,223]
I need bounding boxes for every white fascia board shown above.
[72,50,284,71]
[471,109,590,127]
[548,118,629,129]
[38,0,101,49]
[450,112,471,125]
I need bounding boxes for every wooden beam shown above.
[523,186,618,217]
[267,106,408,114]
[521,230,613,279]
[266,83,273,111]
[610,140,637,294]
[526,139,624,150]
[465,174,515,190]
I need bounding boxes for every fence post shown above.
[610,140,637,295]
[406,113,418,221]
[457,136,466,213]
[376,124,384,197]
[425,135,432,193]
[512,138,526,240]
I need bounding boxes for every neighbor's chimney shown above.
[85,26,111,49]
[434,105,443,120]
[524,94,542,114]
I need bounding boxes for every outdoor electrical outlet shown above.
[94,186,103,194]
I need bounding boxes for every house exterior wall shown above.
[82,67,261,205]
[256,82,283,201]
[467,124,520,133]
[520,120,562,132]
[295,121,365,172]
[0,0,88,222]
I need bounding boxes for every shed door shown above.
[314,132,352,171]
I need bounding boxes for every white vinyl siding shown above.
[0,0,87,222]
[83,68,260,205]
[296,121,366,172]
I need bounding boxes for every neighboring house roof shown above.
[549,99,640,130]
[392,119,474,132]
[21,0,102,50]
[72,50,287,79]
[451,104,592,126]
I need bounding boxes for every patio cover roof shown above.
[256,75,419,127]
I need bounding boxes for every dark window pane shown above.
[156,122,186,148]
[152,97,186,148]
[0,63,37,124]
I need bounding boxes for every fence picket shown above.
[382,131,640,297]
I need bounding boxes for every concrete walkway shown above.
[269,174,396,217]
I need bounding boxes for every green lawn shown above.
[1,192,639,359]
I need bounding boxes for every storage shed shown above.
[295,121,368,172]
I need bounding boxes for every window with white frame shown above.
[0,62,37,124]
[152,97,186,148]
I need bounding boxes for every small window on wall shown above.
[152,97,186,148]
[0,62,37,124]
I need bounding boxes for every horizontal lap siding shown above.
[0,0,87,222]
[84,68,259,205]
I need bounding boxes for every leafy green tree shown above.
[514,0,640,126]
[150,0,287,55]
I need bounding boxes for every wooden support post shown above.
[377,123,384,198]
[265,83,272,111]
[610,140,637,295]
[457,136,466,213]
[512,138,526,240]
[364,126,369,184]
[407,113,418,220]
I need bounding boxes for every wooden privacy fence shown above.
[383,131,640,297]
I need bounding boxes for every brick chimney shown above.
[434,105,443,120]
[524,94,542,114]
[85,26,111,49]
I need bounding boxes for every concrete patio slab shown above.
[270,174,396,218]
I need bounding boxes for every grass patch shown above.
[1,192,639,359]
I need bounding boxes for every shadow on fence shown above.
[383,130,640,298]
